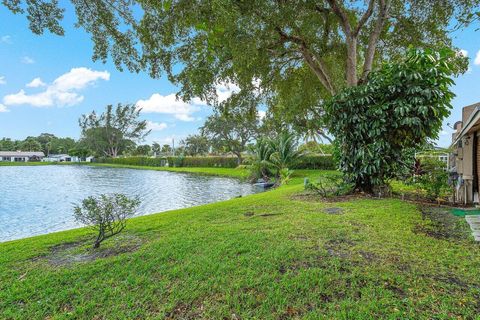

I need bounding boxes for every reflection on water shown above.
[0,165,258,242]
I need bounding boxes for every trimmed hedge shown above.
[96,157,167,167]
[293,155,336,170]
[96,156,239,168]
[172,156,239,168]
[96,155,335,170]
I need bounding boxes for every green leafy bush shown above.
[298,142,334,155]
[305,175,354,198]
[324,49,456,193]
[73,193,140,249]
[279,168,294,185]
[293,155,335,170]
[417,158,450,201]
[96,157,167,167]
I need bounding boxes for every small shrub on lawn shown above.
[73,193,140,249]
[279,168,294,185]
[305,176,354,197]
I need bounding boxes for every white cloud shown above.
[0,103,9,113]
[21,56,35,64]
[26,77,46,88]
[137,83,241,122]
[216,82,240,103]
[458,49,468,57]
[137,93,202,122]
[3,67,110,107]
[258,110,266,120]
[152,135,184,146]
[440,129,453,136]
[475,50,480,66]
[146,121,168,131]
[0,76,5,85]
[1,35,11,44]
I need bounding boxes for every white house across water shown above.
[0,151,45,162]
[42,154,80,162]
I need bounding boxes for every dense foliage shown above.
[181,134,210,156]
[201,99,259,164]
[416,158,450,201]
[325,49,456,193]
[247,132,305,183]
[298,142,334,155]
[79,104,150,157]
[0,134,81,155]
[4,0,474,140]
[268,132,304,179]
[295,155,336,170]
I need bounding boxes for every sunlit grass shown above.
[1,167,478,318]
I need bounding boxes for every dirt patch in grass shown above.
[39,234,143,266]
[414,206,471,241]
[291,190,384,205]
[324,238,356,259]
[323,207,344,215]
[164,300,204,320]
[258,213,282,217]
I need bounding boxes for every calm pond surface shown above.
[0,165,259,242]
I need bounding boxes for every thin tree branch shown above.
[275,27,336,94]
[300,48,336,95]
[360,0,390,83]
[353,0,376,36]
[325,0,352,36]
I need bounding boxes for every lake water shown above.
[0,165,258,242]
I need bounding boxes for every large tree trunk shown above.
[235,153,242,166]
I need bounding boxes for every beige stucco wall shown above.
[453,133,475,204]
[462,133,474,179]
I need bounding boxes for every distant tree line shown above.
[0,101,333,161]
[0,134,89,157]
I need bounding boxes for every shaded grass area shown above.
[1,168,480,319]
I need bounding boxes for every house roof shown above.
[452,103,480,146]
[0,151,45,157]
[46,154,71,158]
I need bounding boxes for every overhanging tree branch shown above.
[275,27,336,95]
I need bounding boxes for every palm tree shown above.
[248,138,274,181]
[268,132,303,178]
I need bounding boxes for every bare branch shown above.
[325,0,352,35]
[353,0,376,36]
[360,0,390,83]
[301,48,335,95]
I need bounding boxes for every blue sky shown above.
[0,5,479,147]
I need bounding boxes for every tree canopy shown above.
[79,103,150,157]
[181,134,210,156]
[201,96,259,163]
[3,0,475,135]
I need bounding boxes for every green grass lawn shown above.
[0,161,57,166]
[1,167,480,319]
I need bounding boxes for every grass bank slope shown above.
[1,169,480,319]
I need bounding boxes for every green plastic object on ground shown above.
[450,208,480,217]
